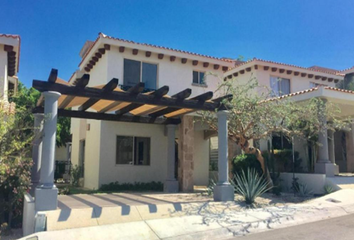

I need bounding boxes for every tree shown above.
[201,76,350,183]
[0,100,33,229]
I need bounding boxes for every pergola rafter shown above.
[32,68,231,125]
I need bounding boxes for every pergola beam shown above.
[115,85,170,115]
[32,81,221,111]
[58,74,90,109]
[79,78,118,111]
[33,107,181,125]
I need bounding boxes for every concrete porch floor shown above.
[47,192,213,231]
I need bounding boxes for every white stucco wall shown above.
[84,119,101,189]
[0,46,8,100]
[98,121,168,186]
[193,129,209,186]
[105,48,225,96]
[69,41,232,189]
[231,67,337,94]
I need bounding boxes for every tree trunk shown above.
[238,138,274,187]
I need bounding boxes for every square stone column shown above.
[328,129,339,175]
[315,101,336,177]
[213,110,234,201]
[346,123,354,172]
[164,124,179,193]
[178,115,194,192]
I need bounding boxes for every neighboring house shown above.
[0,34,20,112]
[224,59,354,175]
[69,33,354,191]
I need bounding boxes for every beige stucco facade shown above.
[70,34,233,189]
[70,33,354,190]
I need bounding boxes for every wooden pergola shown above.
[31,69,234,212]
[32,69,231,124]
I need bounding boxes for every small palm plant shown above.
[231,168,272,205]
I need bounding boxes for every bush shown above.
[232,154,263,177]
[99,181,163,192]
[231,168,272,205]
[0,102,33,229]
[70,165,82,187]
[263,149,303,173]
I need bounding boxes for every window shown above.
[116,136,151,166]
[310,82,327,88]
[123,59,157,89]
[193,71,205,85]
[270,76,290,96]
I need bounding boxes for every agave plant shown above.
[232,168,272,204]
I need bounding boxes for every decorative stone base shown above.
[315,162,338,177]
[164,180,179,193]
[35,187,58,211]
[213,184,234,202]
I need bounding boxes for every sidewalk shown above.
[20,189,354,240]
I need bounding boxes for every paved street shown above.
[233,214,354,240]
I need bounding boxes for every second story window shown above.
[270,76,290,97]
[124,59,157,90]
[193,71,205,85]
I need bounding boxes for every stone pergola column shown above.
[35,91,61,211]
[346,122,354,172]
[328,129,335,164]
[315,100,336,177]
[164,124,179,193]
[213,110,234,201]
[178,115,194,192]
[328,129,339,175]
[30,113,44,196]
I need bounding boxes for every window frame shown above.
[270,76,291,97]
[123,58,159,89]
[192,70,207,86]
[115,135,151,166]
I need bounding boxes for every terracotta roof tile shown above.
[308,66,339,75]
[0,34,21,73]
[230,58,344,77]
[0,34,20,39]
[266,87,354,102]
[79,32,234,67]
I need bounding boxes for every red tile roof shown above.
[0,34,20,39]
[267,86,354,102]
[0,34,21,73]
[308,66,339,75]
[232,58,344,76]
[79,32,234,67]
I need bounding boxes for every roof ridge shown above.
[99,33,234,62]
[228,58,344,76]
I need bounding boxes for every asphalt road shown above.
[232,214,354,240]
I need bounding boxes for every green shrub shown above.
[324,184,335,195]
[99,181,163,192]
[231,168,272,205]
[263,149,303,173]
[232,154,263,177]
[70,165,83,187]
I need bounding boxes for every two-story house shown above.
[69,33,234,191]
[69,33,354,191]
[0,34,20,112]
[224,59,354,177]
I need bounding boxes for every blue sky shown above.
[2,0,354,87]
